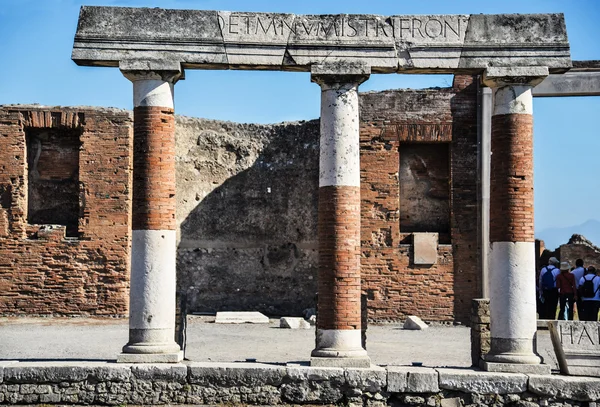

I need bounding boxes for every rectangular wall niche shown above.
[399,143,450,241]
[26,128,81,237]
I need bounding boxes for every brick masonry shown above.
[0,76,480,322]
[490,114,534,243]
[317,186,361,330]
[132,106,176,231]
[0,106,132,316]
[359,75,479,323]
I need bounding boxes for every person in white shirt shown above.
[571,259,586,318]
[578,266,600,321]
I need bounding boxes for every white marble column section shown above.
[310,64,371,368]
[483,67,547,367]
[118,68,183,363]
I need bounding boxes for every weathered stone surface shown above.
[345,366,386,393]
[117,351,183,363]
[72,7,571,73]
[534,71,600,97]
[188,362,286,387]
[282,366,345,403]
[0,362,17,384]
[215,311,269,324]
[437,368,528,394]
[549,321,600,377]
[280,317,312,329]
[387,366,439,393]
[3,362,100,383]
[413,233,438,265]
[481,361,551,375]
[130,364,187,382]
[528,374,600,401]
[404,315,428,330]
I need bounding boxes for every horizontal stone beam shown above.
[533,71,600,97]
[72,7,571,73]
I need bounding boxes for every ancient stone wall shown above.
[559,235,600,269]
[0,106,132,316]
[359,75,479,323]
[0,78,479,322]
[175,118,320,316]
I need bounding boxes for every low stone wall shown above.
[1,361,599,406]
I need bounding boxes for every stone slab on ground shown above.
[549,320,600,377]
[529,374,600,401]
[437,368,528,394]
[387,366,439,393]
[280,317,311,329]
[214,311,269,324]
[404,316,428,330]
[480,361,551,375]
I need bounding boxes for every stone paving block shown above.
[528,374,600,401]
[437,368,527,394]
[215,311,269,324]
[345,366,386,393]
[187,362,286,387]
[91,363,132,382]
[387,366,439,393]
[131,363,187,382]
[282,365,345,404]
[3,362,105,383]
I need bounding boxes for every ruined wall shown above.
[0,106,132,316]
[359,75,479,323]
[0,78,480,322]
[559,234,600,269]
[175,118,320,316]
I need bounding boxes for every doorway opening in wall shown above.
[25,127,82,237]
[399,142,451,244]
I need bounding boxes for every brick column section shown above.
[482,67,548,368]
[118,68,183,363]
[310,65,370,368]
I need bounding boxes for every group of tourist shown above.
[538,257,600,321]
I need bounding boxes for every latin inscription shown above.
[218,14,466,41]
[559,324,600,346]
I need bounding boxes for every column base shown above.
[480,360,551,375]
[484,337,541,365]
[117,351,183,363]
[311,356,371,368]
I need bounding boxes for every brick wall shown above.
[0,106,132,316]
[359,76,479,323]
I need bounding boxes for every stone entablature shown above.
[0,361,599,405]
[72,7,571,73]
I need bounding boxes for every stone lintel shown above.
[483,66,549,88]
[533,71,600,97]
[119,60,184,83]
[72,7,572,73]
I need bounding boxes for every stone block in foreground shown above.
[549,320,600,377]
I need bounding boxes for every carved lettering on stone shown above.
[549,321,600,377]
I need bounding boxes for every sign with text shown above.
[549,321,600,377]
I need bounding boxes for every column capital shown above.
[482,66,548,88]
[311,63,370,88]
[119,60,184,83]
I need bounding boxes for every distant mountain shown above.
[536,219,600,251]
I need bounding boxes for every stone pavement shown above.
[0,316,560,370]
[0,317,473,366]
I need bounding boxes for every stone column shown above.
[118,63,183,363]
[482,67,548,371]
[310,65,370,368]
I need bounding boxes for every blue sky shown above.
[1,0,599,234]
